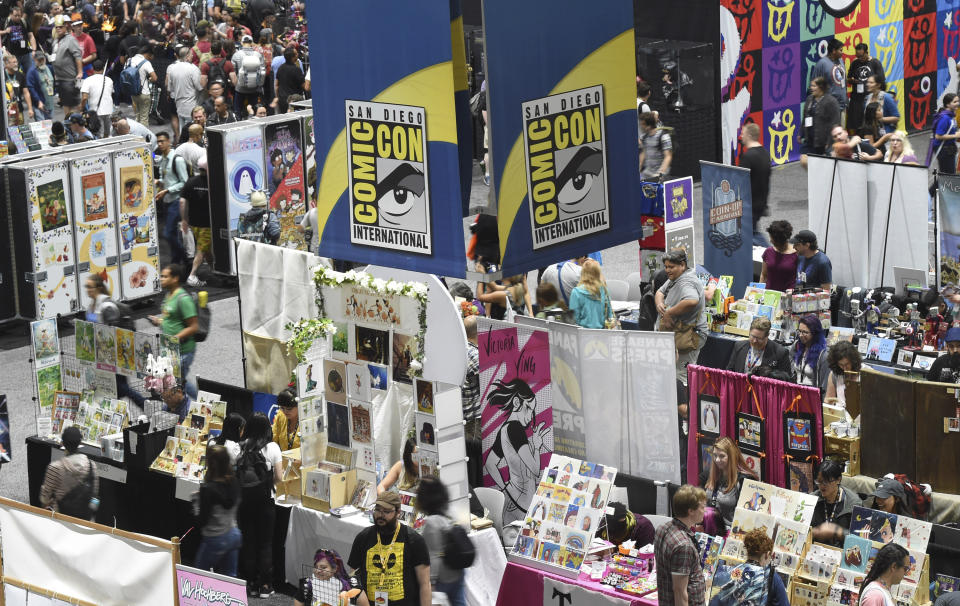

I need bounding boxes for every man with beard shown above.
[348,491,431,606]
[926,327,960,382]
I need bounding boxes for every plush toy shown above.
[160,356,176,391]
[144,354,160,391]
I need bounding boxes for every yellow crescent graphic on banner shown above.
[451,16,469,93]
[314,62,457,240]
[497,29,636,262]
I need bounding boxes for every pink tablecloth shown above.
[495,561,658,606]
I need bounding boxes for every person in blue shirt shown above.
[67,113,96,142]
[568,259,614,329]
[25,50,54,120]
[792,229,832,291]
[161,383,192,423]
[742,529,790,606]
[933,94,960,176]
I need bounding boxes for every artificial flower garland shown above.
[285,266,428,376]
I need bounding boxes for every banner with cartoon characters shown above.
[700,161,753,298]
[306,0,468,277]
[482,0,642,275]
[664,176,697,268]
[479,318,554,526]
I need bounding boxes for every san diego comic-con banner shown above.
[699,161,754,298]
[478,318,554,526]
[306,0,468,276]
[483,0,643,275]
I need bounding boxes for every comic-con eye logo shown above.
[818,0,859,18]
[345,100,431,255]
[521,85,610,249]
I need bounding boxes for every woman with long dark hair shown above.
[826,341,863,403]
[482,378,549,525]
[237,412,283,598]
[192,445,242,576]
[859,101,892,155]
[377,437,419,494]
[790,314,830,398]
[294,548,368,606]
[859,543,910,606]
[759,220,798,292]
[209,412,244,463]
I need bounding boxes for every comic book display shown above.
[510,453,617,578]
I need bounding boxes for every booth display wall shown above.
[113,144,161,301]
[718,0,949,166]
[70,152,119,300]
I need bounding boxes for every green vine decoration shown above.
[285,266,429,376]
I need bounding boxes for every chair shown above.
[646,514,673,530]
[474,486,505,537]
[606,279,629,301]
[625,271,645,301]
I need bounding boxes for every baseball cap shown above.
[375,491,401,511]
[68,113,85,125]
[54,14,67,27]
[62,426,82,452]
[790,229,817,245]
[873,478,906,501]
[947,327,960,343]
[241,34,253,43]
[249,190,267,208]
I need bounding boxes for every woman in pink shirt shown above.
[759,220,798,292]
[858,543,910,606]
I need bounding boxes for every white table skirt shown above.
[285,505,506,606]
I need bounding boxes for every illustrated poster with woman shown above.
[478,318,554,525]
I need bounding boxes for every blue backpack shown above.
[119,59,147,97]
[926,110,956,166]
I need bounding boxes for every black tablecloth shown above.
[697,332,744,369]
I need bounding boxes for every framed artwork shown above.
[785,459,815,493]
[698,394,721,436]
[742,451,764,481]
[783,412,815,456]
[323,359,347,405]
[736,411,764,453]
[699,435,716,476]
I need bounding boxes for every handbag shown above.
[673,320,700,353]
[603,288,620,329]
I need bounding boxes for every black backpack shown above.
[236,441,272,497]
[206,58,228,87]
[57,459,95,519]
[443,522,476,569]
[101,298,135,331]
[175,290,211,342]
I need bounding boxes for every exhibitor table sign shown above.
[306,0,467,277]
[176,564,248,606]
[483,0,642,275]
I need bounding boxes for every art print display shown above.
[264,120,307,250]
[35,364,62,414]
[354,325,389,365]
[322,359,347,405]
[52,391,80,425]
[25,161,78,318]
[510,454,616,575]
[113,146,160,300]
[297,360,322,398]
[75,320,96,364]
[94,324,117,371]
[331,320,351,358]
[350,400,371,444]
[367,363,387,392]
[345,363,370,401]
[736,412,764,452]
[849,506,898,544]
[784,412,814,455]
[326,401,350,447]
[31,319,60,368]
[699,394,721,436]
[415,379,434,414]
[416,412,437,451]
[479,319,554,526]
[392,332,415,383]
[115,328,136,376]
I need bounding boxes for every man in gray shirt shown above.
[656,248,707,384]
[810,38,847,111]
[639,111,673,179]
[50,17,82,115]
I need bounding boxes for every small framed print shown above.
[783,412,815,456]
[736,411,764,453]
[742,450,764,481]
[785,458,815,493]
[698,435,715,476]
[896,349,914,368]
[698,394,721,436]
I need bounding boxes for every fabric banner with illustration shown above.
[664,176,696,267]
[700,161,753,298]
[482,0,642,275]
[478,317,554,525]
[939,174,960,288]
[306,0,467,276]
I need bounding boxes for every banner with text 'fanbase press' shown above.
[305,0,468,276]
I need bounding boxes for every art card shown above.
[349,400,371,444]
[323,359,347,405]
[304,469,331,502]
[896,349,914,368]
[94,324,117,370]
[738,479,774,513]
[134,332,155,376]
[75,320,96,364]
[720,538,746,560]
[868,511,898,544]
[513,535,539,557]
[415,378,434,414]
[81,172,108,221]
[119,165,144,213]
[355,325,389,365]
[896,582,918,603]
[31,319,60,367]
[736,412,764,452]
[528,499,549,521]
[840,535,871,574]
[159,334,181,379]
[326,401,350,447]
[37,178,69,232]
[114,328,135,375]
[786,459,815,493]
[699,394,721,435]
[742,451,764,481]
[893,516,932,553]
[903,550,925,584]
[773,519,807,556]
[346,363,370,400]
[913,355,935,372]
[537,541,563,565]
[368,363,388,392]
[865,336,897,363]
[417,450,437,477]
[784,413,814,455]
[330,320,351,359]
[35,364,62,413]
[699,436,716,475]
[560,548,585,570]
[773,552,799,574]
[417,412,437,452]
[297,360,322,398]
[835,568,866,589]
[161,436,177,459]
[392,332,416,384]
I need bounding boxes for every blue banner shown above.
[483,0,642,275]
[699,161,754,298]
[306,1,467,277]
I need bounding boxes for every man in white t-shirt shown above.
[540,256,588,305]
[80,59,114,137]
[165,46,203,141]
[127,45,156,125]
[176,123,205,172]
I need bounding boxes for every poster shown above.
[81,172,107,221]
[479,318,554,525]
[134,332,156,377]
[736,412,765,452]
[483,0,642,274]
[31,319,60,368]
[224,126,266,232]
[699,394,722,436]
[114,146,160,301]
[264,119,307,250]
[345,100,432,255]
[354,326,389,365]
[37,179,69,233]
[350,400,372,444]
[392,332,415,384]
[784,413,814,455]
[700,161,753,298]
[119,165,144,213]
[323,359,347,405]
[939,174,960,286]
[664,176,697,268]
[95,324,117,371]
[306,0,467,276]
[115,328,136,376]
[35,364,62,413]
